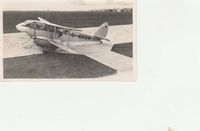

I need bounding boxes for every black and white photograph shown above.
[2,0,136,80]
[2,0,200,131]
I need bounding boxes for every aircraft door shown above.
[47,25,54,39]
[31,22,37,38]
[35,22,45,36]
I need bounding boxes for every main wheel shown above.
[42,48,49,54]
[42,47,57,54]
[42,48,51,54]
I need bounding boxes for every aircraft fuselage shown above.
[16,20,100,45]
[16,19,108,53]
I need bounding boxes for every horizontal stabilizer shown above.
[94,36,110,41]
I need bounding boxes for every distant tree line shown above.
[91,8,132,13]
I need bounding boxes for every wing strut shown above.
[67,30,70,46]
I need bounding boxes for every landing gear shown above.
[42,47,56,54]
[100,40,103,44]
[42,48,50,54]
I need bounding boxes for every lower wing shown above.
[48,39,78,54]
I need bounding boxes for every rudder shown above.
[94,22,109,38]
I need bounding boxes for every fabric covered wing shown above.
[48,39,78,54]
[38,17,82,31]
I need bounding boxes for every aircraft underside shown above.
[34,38,58,53]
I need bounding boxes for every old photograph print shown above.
[2,0,136,81]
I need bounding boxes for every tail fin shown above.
[94,22,109,38]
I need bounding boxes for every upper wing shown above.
[38,17,82,31]
[38,17,50,23]
[38,17,110,41]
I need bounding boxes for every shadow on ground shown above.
[111,42,132,58]
[3,53,116,78]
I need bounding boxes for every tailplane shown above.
[94,22,109,38]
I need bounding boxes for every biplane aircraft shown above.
[16,17,110,53]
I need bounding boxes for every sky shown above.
[77,0,133,4]
[1,0,134,11]
[2,0,134,4]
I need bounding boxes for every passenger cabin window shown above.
[48,26,54,32]
[35,22,45,30]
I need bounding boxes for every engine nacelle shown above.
[34,38,58,53]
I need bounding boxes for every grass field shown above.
[111,42,132,58]
[3,11,132,33]
[3,53,116,78]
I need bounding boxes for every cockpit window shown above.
[25,21,46,30]
[26,22,35,28]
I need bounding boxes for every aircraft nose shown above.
[16,23,23,32]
